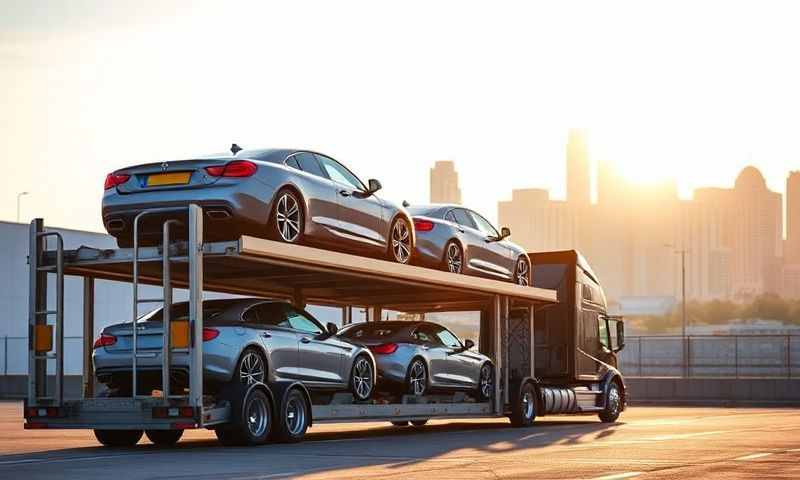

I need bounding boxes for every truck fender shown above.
[267,380,313,427]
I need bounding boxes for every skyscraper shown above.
[429,160,462,204]
[566,129,591,205]
[787,171,800,264]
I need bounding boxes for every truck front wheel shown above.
[599,382,622,423]
[510,382,536,427]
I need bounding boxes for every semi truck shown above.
[22,205,625,446]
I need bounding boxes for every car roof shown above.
[197,148,339,165]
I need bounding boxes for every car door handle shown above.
[260,332,271,338]
[300,337,311,344]
[339,190,351,197]
[421,345,429,350]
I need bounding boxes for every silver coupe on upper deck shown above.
[408,204,531,285]
[102,146,414,264]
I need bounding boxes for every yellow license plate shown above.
[147,172,191,186]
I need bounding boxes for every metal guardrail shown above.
[619,335,800,378]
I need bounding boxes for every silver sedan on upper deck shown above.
[408,204,531,285]
[102,146,414,264]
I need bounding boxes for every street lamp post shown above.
[665,244,689,377]
[16,191,29,223]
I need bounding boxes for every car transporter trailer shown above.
[23,204,625,446]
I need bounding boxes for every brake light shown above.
[205,160,257,178]
[202,328,220,342]
[93,333,117,349]
[104,173,130,190]
[413,219,435,232]
[369,343,398,354]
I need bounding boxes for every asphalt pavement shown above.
[1,401,798,479]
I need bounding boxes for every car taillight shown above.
[93,333,117,349]
[369,343,398,354]
[413,219,435,232]
[104,173,130,190]
[205,160,257,178]
[202,328,220,342]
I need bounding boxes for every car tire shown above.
[599,382,622,423]
[443,240,463,274]
[477,362,494,402]
[145,429,184,446]
[388,216,412,264]
[406,358,428,396]
[514,256,530,286]
[410,419,429,427]
[272,388,310,443]
[510,382,537,428]
[236,348,267,386]
[390,421,409,427]
[94,429,143,447]
[270,188,305,244]
[216,385,273,446]
[349,355,374,401]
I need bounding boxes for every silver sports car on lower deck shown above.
[102,146,414,264]
[93,298,376,401]
[408,204,531,285]
[338,321,494,401]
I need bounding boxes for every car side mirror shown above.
[615,321,625,351]
[367,179,382,194]
[499,227,511,240]
[326,322,339,335]
[463,339,475,350]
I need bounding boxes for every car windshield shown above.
[340,324,399,339]
[138,302,226,323]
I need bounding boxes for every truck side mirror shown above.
[615,321,625,351]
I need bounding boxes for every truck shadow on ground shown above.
[0,418,623,478]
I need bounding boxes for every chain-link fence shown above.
[619,335,800,378]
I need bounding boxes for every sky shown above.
[2,0,799,232]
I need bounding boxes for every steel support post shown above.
[28,219,46,403]
[529,305,535,378]
[82,277,95,398]
[161,220,177,404]
[188,204,204,409]
[493,295,502,415]
[503,296,510,406]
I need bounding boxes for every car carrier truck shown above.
[22,205,625,446]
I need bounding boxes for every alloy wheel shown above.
[239,351,265,385]
[276,192,301,242]
[352,357,373,400]
[607,385,620,415]
[409,360,427,396]
[391,219,411,264]
[515,258,530,286]
[521,390,535,419]
[446,243,463,273]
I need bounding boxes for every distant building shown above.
[786,171,800,264]
[498,189,578,252]
[429,161,462,204]
[566,129,591,206]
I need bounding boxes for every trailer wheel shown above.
[216,386,273,446]
[94,429,143,447]
[272,388,310,443]
[510,382,536,428]
[599,382,622,423]
[390,421,409,427]
[410,419,429,427]
[145,429,184,446]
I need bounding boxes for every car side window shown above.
[295,152,328,178]
[414,325,444,346]
[435,327,462,349]
[286,307,324,334]
[316,154,365,191]
[452,209,476,229]
[445,210,458,224]
[247,303,292,328]
[468,211,499,238]
[285,155,301,170]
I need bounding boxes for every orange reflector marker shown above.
[170,320,190,349]
[34,325,53,353]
